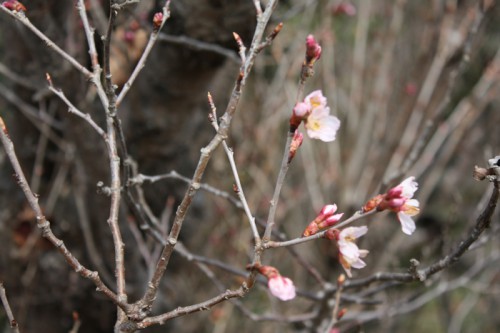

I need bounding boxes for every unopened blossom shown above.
[303,204,344,237]
[290,102,310,131]
[305,34,322,64]
[336,226,369,277]
[2,0,26,11]
[257,265,296,301]
[268,275,296,301]
[153,12,163,30]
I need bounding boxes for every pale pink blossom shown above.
[337,226,369,277]
[305,106,341,142]
[304,90,328,109]
[388,177,420,235]
[293,102,310,118]
[397,199,419,235]
[268,275,296,301]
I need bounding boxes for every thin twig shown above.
[116,1,171,106]
[134,0,280,319]
[0,7,92,79]
[0,282,21,333]
[265,210,376,248]
[0,117,129,312]
[208,93,260,243]
[158,33,240,63]
[102,2,127,325]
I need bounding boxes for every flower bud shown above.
[305,35,322,64]
[153,12,163,30]
[288,131,304,163]
[2,0,26,12]
[290,102,310,131]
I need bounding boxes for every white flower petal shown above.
[398,212,416,235]
[351,257,367,269]
[305,90,327,109]
[400,177,418,198]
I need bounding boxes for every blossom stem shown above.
[264,210,376,248]
[262,130,294,241]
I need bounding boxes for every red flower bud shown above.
[2,0,26,12]
[305,34,322,64]
[153,12,163,30]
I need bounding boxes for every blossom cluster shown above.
[290,90,341,142]
[363,177,420,235]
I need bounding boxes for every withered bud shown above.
[46,73,53,86]
[233,184,239,193]
[473,165,488,181]
[362,194,384,213]
[153,12,163,30]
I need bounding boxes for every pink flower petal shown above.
[268,276,296,301]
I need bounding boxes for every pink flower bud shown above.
[320,204,337,217]
[256,265,296,301]
[321,213,344,227]
[268,275,296,301]
[2,0,26,12]
[124,30,135,43]
[305,34,322,64]
[153,12,163,30]
[290,102,310,131]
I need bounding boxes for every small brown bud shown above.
[473,165,488,181]
[337,274,346,286]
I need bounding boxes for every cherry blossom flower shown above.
[304,90,328,110]
[257,265,296,301]
[385,177,419,235]
[289,90,341,141]
[362,177,420,235]
[305,106,341,142]
[303,204,344,237]
[336,226,369,277]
